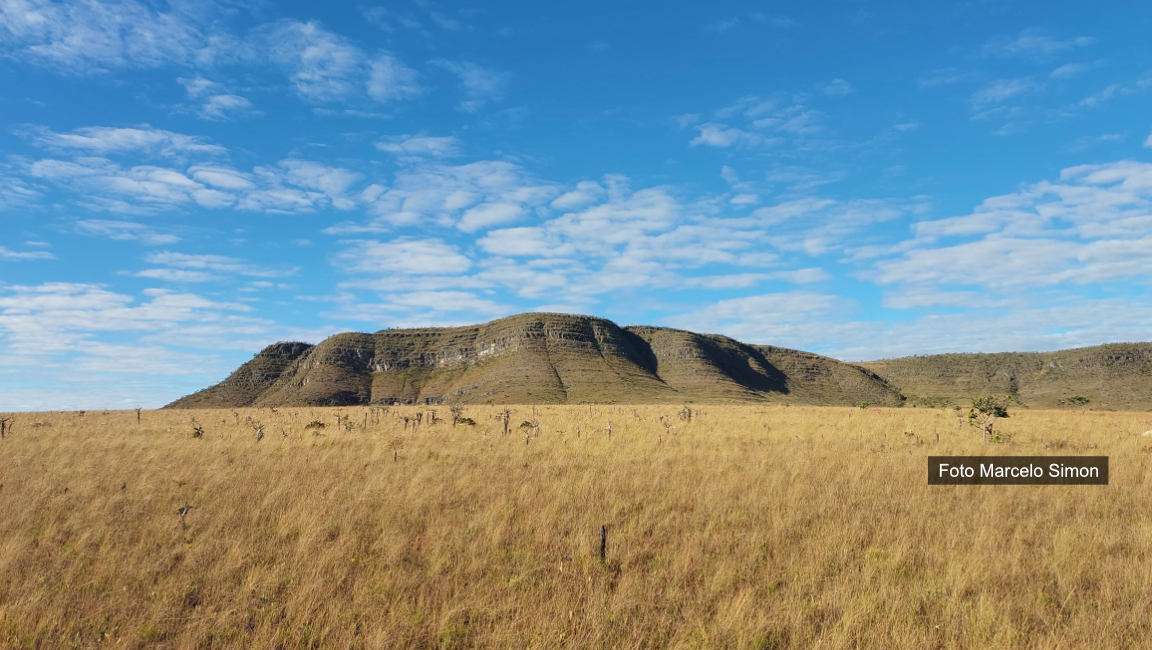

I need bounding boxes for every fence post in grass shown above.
[599,525,607,563]
[502,409,510,435]
[135,407,141,424]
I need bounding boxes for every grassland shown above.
[2,405,1151,649]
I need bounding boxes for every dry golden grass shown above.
[2,404,1151,649]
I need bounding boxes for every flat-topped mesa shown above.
[164,312,904,408]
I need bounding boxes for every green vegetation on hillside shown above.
[167,313,903,408]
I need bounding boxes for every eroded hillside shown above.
[167,313,903,408]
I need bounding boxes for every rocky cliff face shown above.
[166,313,904,408]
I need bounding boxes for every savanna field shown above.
[2,405,1151,649]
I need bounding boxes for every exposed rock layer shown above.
[166,313,904,407]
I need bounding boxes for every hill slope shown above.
[861,343,1152,410]
[167,313,903,408]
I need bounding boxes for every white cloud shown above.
[971,78,1040,108]
[770,267,830,283]
[135,268,216,282]
[0,282,330,409]
[881,288,1007,310]
[266,20,364,101]
[326,290,511,327]
[143,251,296,278]
[1051,63,1089,79]
[198,94,254,120]
[818,79,855,96]
[1079,83,1121,107]
[74,219,178,245]
[0,0,212,72]
[431,59,508,111]
[427,11,462,31]
[752,197,907,255]
[376,134,462,159]
[750,14,797,28]
[188,165,255,191]
[765,166,846,192]
[335,238,472,276]
[690,123,771,148]
[24,125,226,158]
[877,160,1152,290]
[24,151,366,215]
[705,18,739,33]
[0,282,251,352]
[1145,133,1152,148]
[458,202,525,232]
[360,160,558,230]
[178,75,216,97]
[665,291,846,345]
[367,54,423,102]
[339,167,883,309]
[983,29,1094,60]
[361,6,394,31]
[29,157,218,211]
[689,94,827,152]
[471,180,782,300]
[176,76,255,120]
[833,299,1152,361]
[261,20,423,106]
[0,245,54,261]
[551,181,606,210]
[661,289,1152,362]
[1065,133,1124,151]
[918,68,978,88]
[1,8,423,113]
[276,160,362,210]
[675,113,700,128]
[0,174,40,209]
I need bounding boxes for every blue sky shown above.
[2,0,1151,409]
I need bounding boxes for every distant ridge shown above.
[166,313,903,408]
[861,343,1152,411]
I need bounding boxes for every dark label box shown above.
[928,456,1109,485]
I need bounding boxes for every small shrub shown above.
[456,417,476,426]
[969,395,1010,443]
[1064,395,1091,412]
